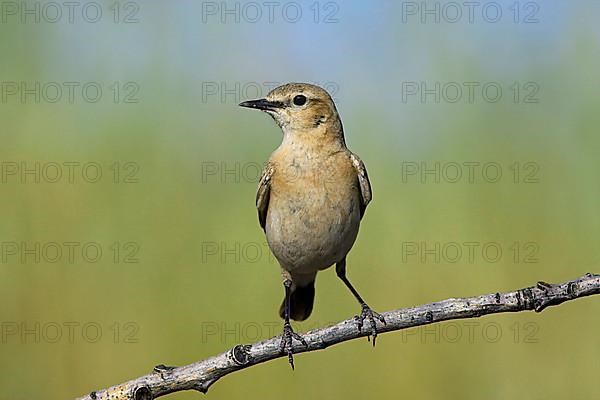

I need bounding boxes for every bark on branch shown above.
[76,273,600,400]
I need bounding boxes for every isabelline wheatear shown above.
[240,83,384,368]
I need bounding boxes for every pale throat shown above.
[280,124,347,155]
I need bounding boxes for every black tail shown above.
[279,281,315,321]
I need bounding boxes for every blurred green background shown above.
[1,1,599,398]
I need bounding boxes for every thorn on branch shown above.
[193,377,218,394]
[534,280,569,312]
[152,364,176,380]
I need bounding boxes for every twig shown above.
[76,273,600,400]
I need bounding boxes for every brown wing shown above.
[256,162,275,231]
[350,153,372,218]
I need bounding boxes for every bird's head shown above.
[239,83,344,144]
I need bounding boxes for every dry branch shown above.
[76,273,600,400]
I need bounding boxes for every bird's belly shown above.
[265,190,361,274]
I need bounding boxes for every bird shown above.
[239,83,385,368]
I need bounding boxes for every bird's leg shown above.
[336,258,386,346]
[279,279,307,369]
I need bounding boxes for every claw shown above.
[279,322,306,369]
[355,303,386,346]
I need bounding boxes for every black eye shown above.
[293,94,307,106]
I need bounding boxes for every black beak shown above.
[239,98,284,111]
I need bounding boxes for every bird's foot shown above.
[279,321,307,370]
[355,303,386,346]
